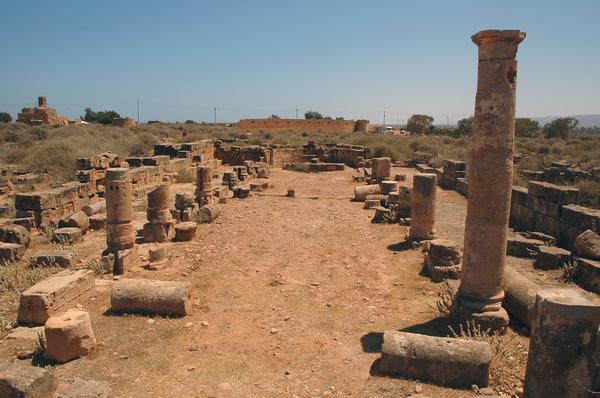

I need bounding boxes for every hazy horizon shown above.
[1,0,599,124]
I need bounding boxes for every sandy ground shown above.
[2,166,531,397]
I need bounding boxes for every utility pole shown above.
[383,110,386,126]
[296,108,298,119]
[447,115,449,128]
[137,100,140,123]
[214,107,217,124]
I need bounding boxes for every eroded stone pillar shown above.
[143,183,174,243]
[195,166,213,206]
[458,30,526,332]
[523,288,600,398]
[105,168,137,274]
[408,173,436,241]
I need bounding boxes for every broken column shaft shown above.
[408,173,437,241]
[458,30,526,332]
[524,288,600,398]
[195,166,213,206]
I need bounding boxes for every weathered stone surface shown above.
[43,310,96,363]
[534,245,571,270]
[0,243,26,261]
[527,181,580,205]
[104,168,133,224]
[174,222,197,241]
[0,360,57,397]
[111,278,191,316]
[81,200,105,217]
[503,266,538,327]
[58,211,90,234]
[506,235,544,258]
[142,222,174,243]
[364,199,380,209]
[147,183,170,210]
[53,227,82,245]
[560,205,600,233]
[174,193,195,210]
[17,269,95,325]
[0,224,30,248]
[424,239,462,282]
[89,215,106,230]
[106,223,135,250]
[198,205,221,224]
[511,186,529,205]
[574,257,600,294]
[380,181,398,195]
[371,157,391,181]
[55,378,112,398]
[32,250,74,268]
[380,330,491,387]
[524,288,600,398]
[573,230,600,260]
[409,173,436,241]
[234,187,251,199]
[458,30,525,334]
[353,184,381,201]
[146,246,169,270]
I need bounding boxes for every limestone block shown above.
[534,245,571,270]
[511,186,529,206]
[89,215,106,230]
[573,230,600,260]
[527,181,580,205]
[380,330,491,387]
[381,181,398,195]
[147,183,170,210]
[574,257,600,294]
[0,360,57,397]
[234,187,251,199]
[174,222,197,241]
[81,200,106,217]
[32,250,74,268]
[110,278,191,316]
[503,266,538,327]
[0,224,30,247]
[199,205,221,224]
[561,205,600,233]
[506,235,544,258]
[17,269,95,325]
[424,239,462,282]
[353,184,381,201]
[175,192,195,210]
[53,227,82,245]
[0,242,26,261]
[106,222,135,250]
[142,222,174,243]
[58,211,90,234]
[43,310,96,363]
[146,209,172,224]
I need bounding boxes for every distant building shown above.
[17,96,71,126]
[111,117,136,127]
[237,118,370,133]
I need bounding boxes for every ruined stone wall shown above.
[154,140,214,164]
[303,142,371,167]
[111,117,136,127]
[521,161,600,185]
[215,145,266,166]
[237,119,366,133]
[270,148,305,167]
[17,107,69,126]
[509,181,600,249]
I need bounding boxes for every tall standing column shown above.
[408,173,437,241]
[458,30,526,332]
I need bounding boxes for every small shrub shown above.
[561,259,578,283]
[175,168,195,183]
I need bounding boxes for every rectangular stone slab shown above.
[0,360,57,397]
[17,269,95,325]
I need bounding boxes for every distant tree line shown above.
[304,111,344,120]
[83,108,120,125]
[0,112,12,123]
[403,113,586,139]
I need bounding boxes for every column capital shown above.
[472,30,526,60]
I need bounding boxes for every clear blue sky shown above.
[1,0,598,124]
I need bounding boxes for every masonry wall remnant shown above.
[237,118,370,133]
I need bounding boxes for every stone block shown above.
[527,181,580,205]
[43,310,96,363]
[380,331,491,387]
[503,266,538,327]
[507,235,544,258]
[58,211,90,234]
[198,205,221,223]
[9,217,36,230]
[110,278,191,316]
[0,360,57,397]
[89,215,106,230]
[17,269,95,325]
[534,246,571,270]
[81,200,106,217]
[560,204,600,233]
[53,227,82,245]
[174,222,197,241]
[15,192,56,211]
[573,230,600,260]
[527,195,561,217]
[0,242,26,261]
[575,257,600,294]
[111,246,140,275]
[32,250,74,268]
[0,224,30,247]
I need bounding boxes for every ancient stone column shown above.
[523,288,600,398]
[408,173,437,241]
[458,30,526,332]
[371,157,391,182]
[195,166,213,206]
[143,183,174,243]
[104,168,138,274]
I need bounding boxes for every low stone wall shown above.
[237,118,369,133]
[521,161,600,185]
[154,140,214,164]
[510,181,599,249]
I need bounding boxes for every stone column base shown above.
[460,305,509,335]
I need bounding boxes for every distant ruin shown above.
[237,118,370,133]
[16,96,76,126]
